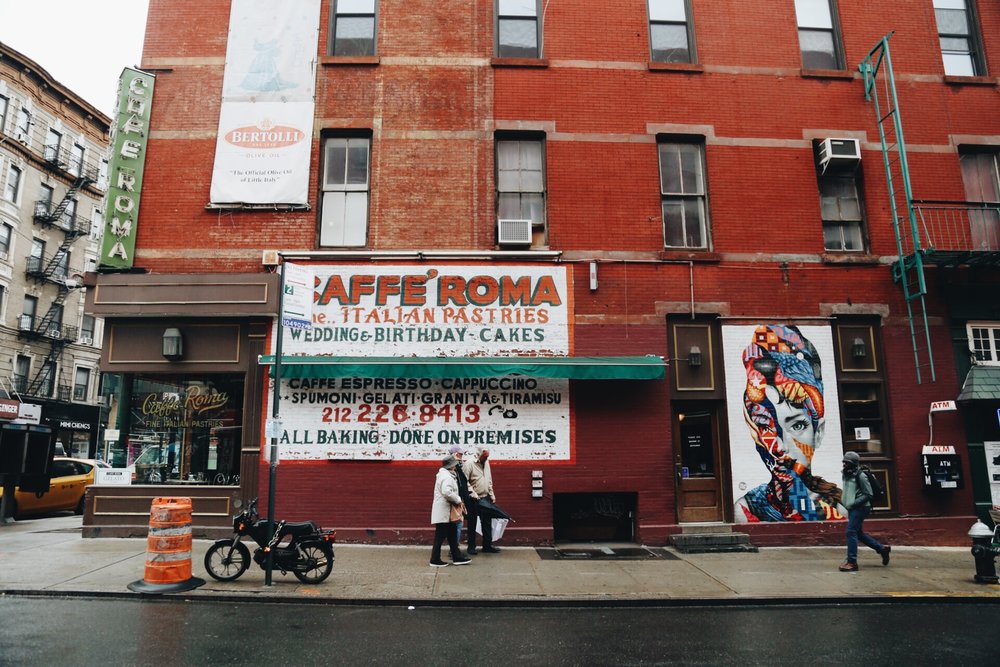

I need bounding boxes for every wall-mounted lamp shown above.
[162,327,184,361]
[851,337,867,360]
[687,345,702,368]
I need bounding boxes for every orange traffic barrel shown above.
[128,497,205,594]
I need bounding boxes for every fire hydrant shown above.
[968,520,999,584]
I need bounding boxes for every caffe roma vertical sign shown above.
[209,0,320,205]
[99,68,155,269]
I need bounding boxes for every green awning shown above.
[258,355,665,380]
[957,365,1000,402]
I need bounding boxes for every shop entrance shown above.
[553,492,637,542]
[674,407,724,522]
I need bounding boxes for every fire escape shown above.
[17,143,97,400]
[860,34,1000,384]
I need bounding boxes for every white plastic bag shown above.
[475,517,509,542]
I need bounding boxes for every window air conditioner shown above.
[79,336,93,346]
[818,138,861,172]
[15,131,28,144]
[46,329,61,339]
[497,219,533,246]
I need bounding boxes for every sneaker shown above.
[452,558,472,566]
[482,546,501,553]
[467,548,477,555]
[881,545,891,566]
[429,560,449,568]
[839,561,858,572]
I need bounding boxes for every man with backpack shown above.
[839,451,891,571]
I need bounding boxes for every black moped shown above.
[204,498,336,584]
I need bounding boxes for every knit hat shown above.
[442,456,459,469]
[842,451,861,465]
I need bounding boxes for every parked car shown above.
[0,457,110,518]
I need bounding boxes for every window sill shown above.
[942,74,996,87]
[647,62,703,74]
[800,68,854,80]
[491,57,549,68]
[320,55,380,67]
[659,249,720,263]
[820,252,879,265]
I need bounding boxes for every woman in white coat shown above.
[430,457,471,567]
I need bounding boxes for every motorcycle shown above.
[204,498,336,584]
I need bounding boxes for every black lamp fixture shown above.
[162,327,184,361]
[687,345,703,368]
[851,337,867,360]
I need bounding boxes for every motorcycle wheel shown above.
[204,540,251,581]
[293,543,334,584]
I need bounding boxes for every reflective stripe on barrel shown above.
[142,497,194,584]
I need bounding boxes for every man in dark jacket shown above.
[449,445,477,553]
[839,451,890,571]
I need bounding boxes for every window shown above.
[45,128,62,163]
[497,0,540,58]
[98,158,109,190]
[69,143,85,177]
[21,294,37,331]
[329,0,376,56]
[38,183,54,217]
[39,360,55,396]
[959,149,1000,251]
[658,140,708,248]
[969,323,1000,365]
[0,96,8,133]
[4,164,21,202]
[74,367,91,401]
[496,137,547,242]
[648,0,694,64]
[90,207,103,240]
[14,355,30,393]
[15,108,30,141]
[818,172,864,251]
[933,0,985,76]
[48,304,64,331]
[0,222,11,258]
[794,0,843,69]
[319,136,370,246]
[81,315,96,342]
[62,198,78,230]
[53,250,69,279]
[29,238,44,273]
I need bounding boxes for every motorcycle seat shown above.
[281,521,317,537]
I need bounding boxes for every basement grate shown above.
[535,546,678,561]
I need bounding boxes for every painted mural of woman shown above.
[734,325,846,522]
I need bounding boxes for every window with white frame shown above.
[28,238,44,273]
[933,0,986,76]
[658,140,708,248]
[794,0,843,69]
[329,0,377,56]
[74,367,91,401]
[0,222,11,259]
[45,128,62,163]
[21,294,37,331]
[496,137,547,241]
[4,164,21,203]
[14,355,30,393]
[497,0,540,58]
[319,136,370,247]
[15,108,30,142]
[69,143,85,176]
[98,158,109,190]
[648,0,695,64]
[91,207,103,240]
[969,323,1000,365]
[0,95,8,133]
[39,360,55,396]
[62,198,78,231]
[38,183,54,217]
[81,315,96,343]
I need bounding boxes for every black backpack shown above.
[861,466,885,504]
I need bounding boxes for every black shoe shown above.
[881,545,891,566]
[429,560,449,568]
[467,547,477,555]
[452,557,471,566]
[483,546,501,553]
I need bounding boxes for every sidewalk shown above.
[2,515,998,605]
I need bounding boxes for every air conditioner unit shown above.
[262,249,280,266]
[46,329,61,339]
[497,219,533,246]
[79,336,93,346]
[15,131,28,144]
[818,138,861,172]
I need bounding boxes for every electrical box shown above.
[921,445,963,490]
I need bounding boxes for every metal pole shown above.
[265,259,285,586]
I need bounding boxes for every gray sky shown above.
[0,0,150,116]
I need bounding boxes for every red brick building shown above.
[85,1,1000,546]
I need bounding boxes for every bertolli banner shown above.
[209,0,320,205]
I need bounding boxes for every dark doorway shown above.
[553,492,637,542]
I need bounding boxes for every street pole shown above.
[265,258,285,586]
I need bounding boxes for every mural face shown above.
[722,324,846,522]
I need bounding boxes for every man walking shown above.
[839,451,890,572]
[449,445,477,551]
[464,448,500,553]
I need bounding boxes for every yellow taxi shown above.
[0,457,109,518]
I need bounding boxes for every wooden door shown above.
[675,407,724,523]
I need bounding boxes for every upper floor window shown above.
[959,148,1000,251]
[45,128,62,163]
[648,0,694,64]
[74,367,91,401]
[933,0,986,76]
[319,136,370,247]
[0,96,8,134]
[38,183,54,216]
[969,323,1000,365]
[658,140,708,249]
[818,172,864,251]
[329,0,377,56]
[794,0,843,69]
[496,137,547,245]
[98,158,109,190]
[497,0,540,58]
[81,314,96,340]
[69,143,85,176]
[0,223,11,258]
[4,164,21,203]
[15,108,30,141]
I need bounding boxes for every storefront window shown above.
[113,375,243,485]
